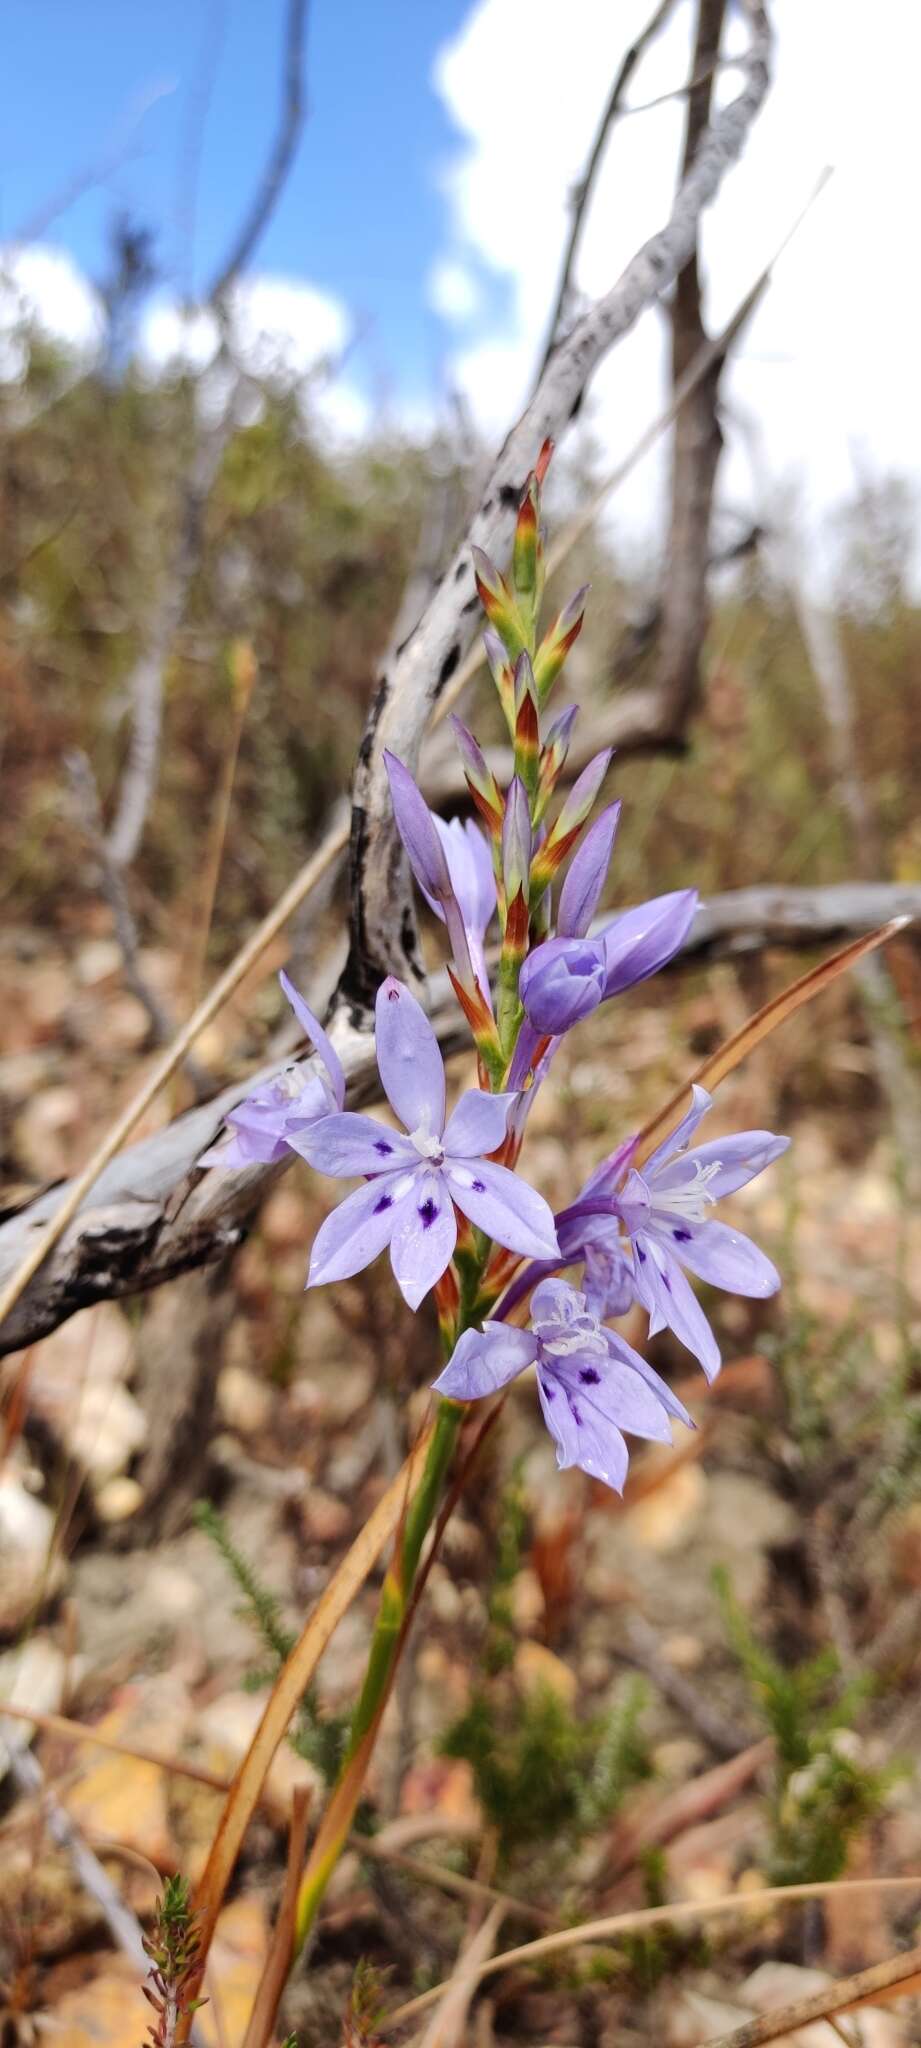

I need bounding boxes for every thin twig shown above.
[0,1702,548,1928]
[621,1611,751,1758]
[3,1734,209,2048]
[67,749,211,1097]
[206,0,309,302]
[701,1941,921,2047]
[379,1879,921,2034]
[535,0,678,380]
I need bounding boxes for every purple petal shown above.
[200,1131,278,1169]
[433,1322,538,1399]
[602,1329,693,1428]
[665,1218,781,1298]
[631,1233,721,1381]
[530,1275,587,1326]
[279,971,346,1109]
[641,1084,712,1178]
[442,1089,515,1158]
[557,803,621,938]
[375,978,446,1137]
[536,1365,629,1492]
[519,934,606,1034]
[602,890,699,998]
[388,1170,457,1310]
[432,818,497,939]
[384,752,453,903]
[446,1158,559,1260]
[582,1240,636,1320]
[658,1131,791,1199]
[307,1173,410,1289]
[290,1109,416,1177]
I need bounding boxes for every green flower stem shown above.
[345,1394,463,1760]
[292,1394,464,1955]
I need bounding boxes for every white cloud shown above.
[431,0,921,586]
[0,244,105,379]
[428,257,481,323]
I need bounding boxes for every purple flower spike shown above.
[519,933,607,1034]
[602,889,698,997]
[433,1277,691,1493]
[200,972,344,1169]
[561,1087,790,1379]
[296,978,559,1310]
[558,803,622,938]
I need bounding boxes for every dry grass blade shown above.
[176,1417,435,2039]
[635,917,909,1165]
[240,1786,312,2048]
[701,1939,921,2046]
[379,1876,921,2032]
[417,1903,506,2048]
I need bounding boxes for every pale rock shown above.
[662,1632,705,1671]
[146,1562,203,1619]
[74,936,122,986]
[217,1363,272,1435]
[741,1961,906,2045]
[0,1476,63,1629]
[510,1565,545,1634]
[0,1636,67,1773]
[625,1461,706,1552]
[95,1476,145,1522]
[13,1084,82,1178]
[101,992,151,1054]
[68,1381,147,1484]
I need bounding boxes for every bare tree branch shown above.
[1,875,917,1359]
[535,0,678,382]
[104,0,310,870]
[66,752,216,1107]
[206,0,309,302]
[339,2,772,1015]
[653,0,729,735]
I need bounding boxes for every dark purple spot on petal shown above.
[542,1383,556,1401]
[662,1272,672,1291]
[673,1227,692,1243]
[418,1197,439,1230]
[579,1366,601,1385]
[374,1140,394,1155]
[636,1246,647,1264]
[471,1178,485,1193]
[387,987,399,1002]
[373,1193,393,1214]
[569,1400,583,1427]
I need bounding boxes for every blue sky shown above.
[2,0,472,390]
[2,1,920,585]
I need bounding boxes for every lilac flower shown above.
[560,1087,789,1379]
[519,889,698,1039]
[294,978,559,1310]
[384,751,480,994]
[200,972,344,1169]
[418,816,496,993]
[433,1277,691,1493]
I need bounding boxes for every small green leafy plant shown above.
[715,1566,894,1883]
